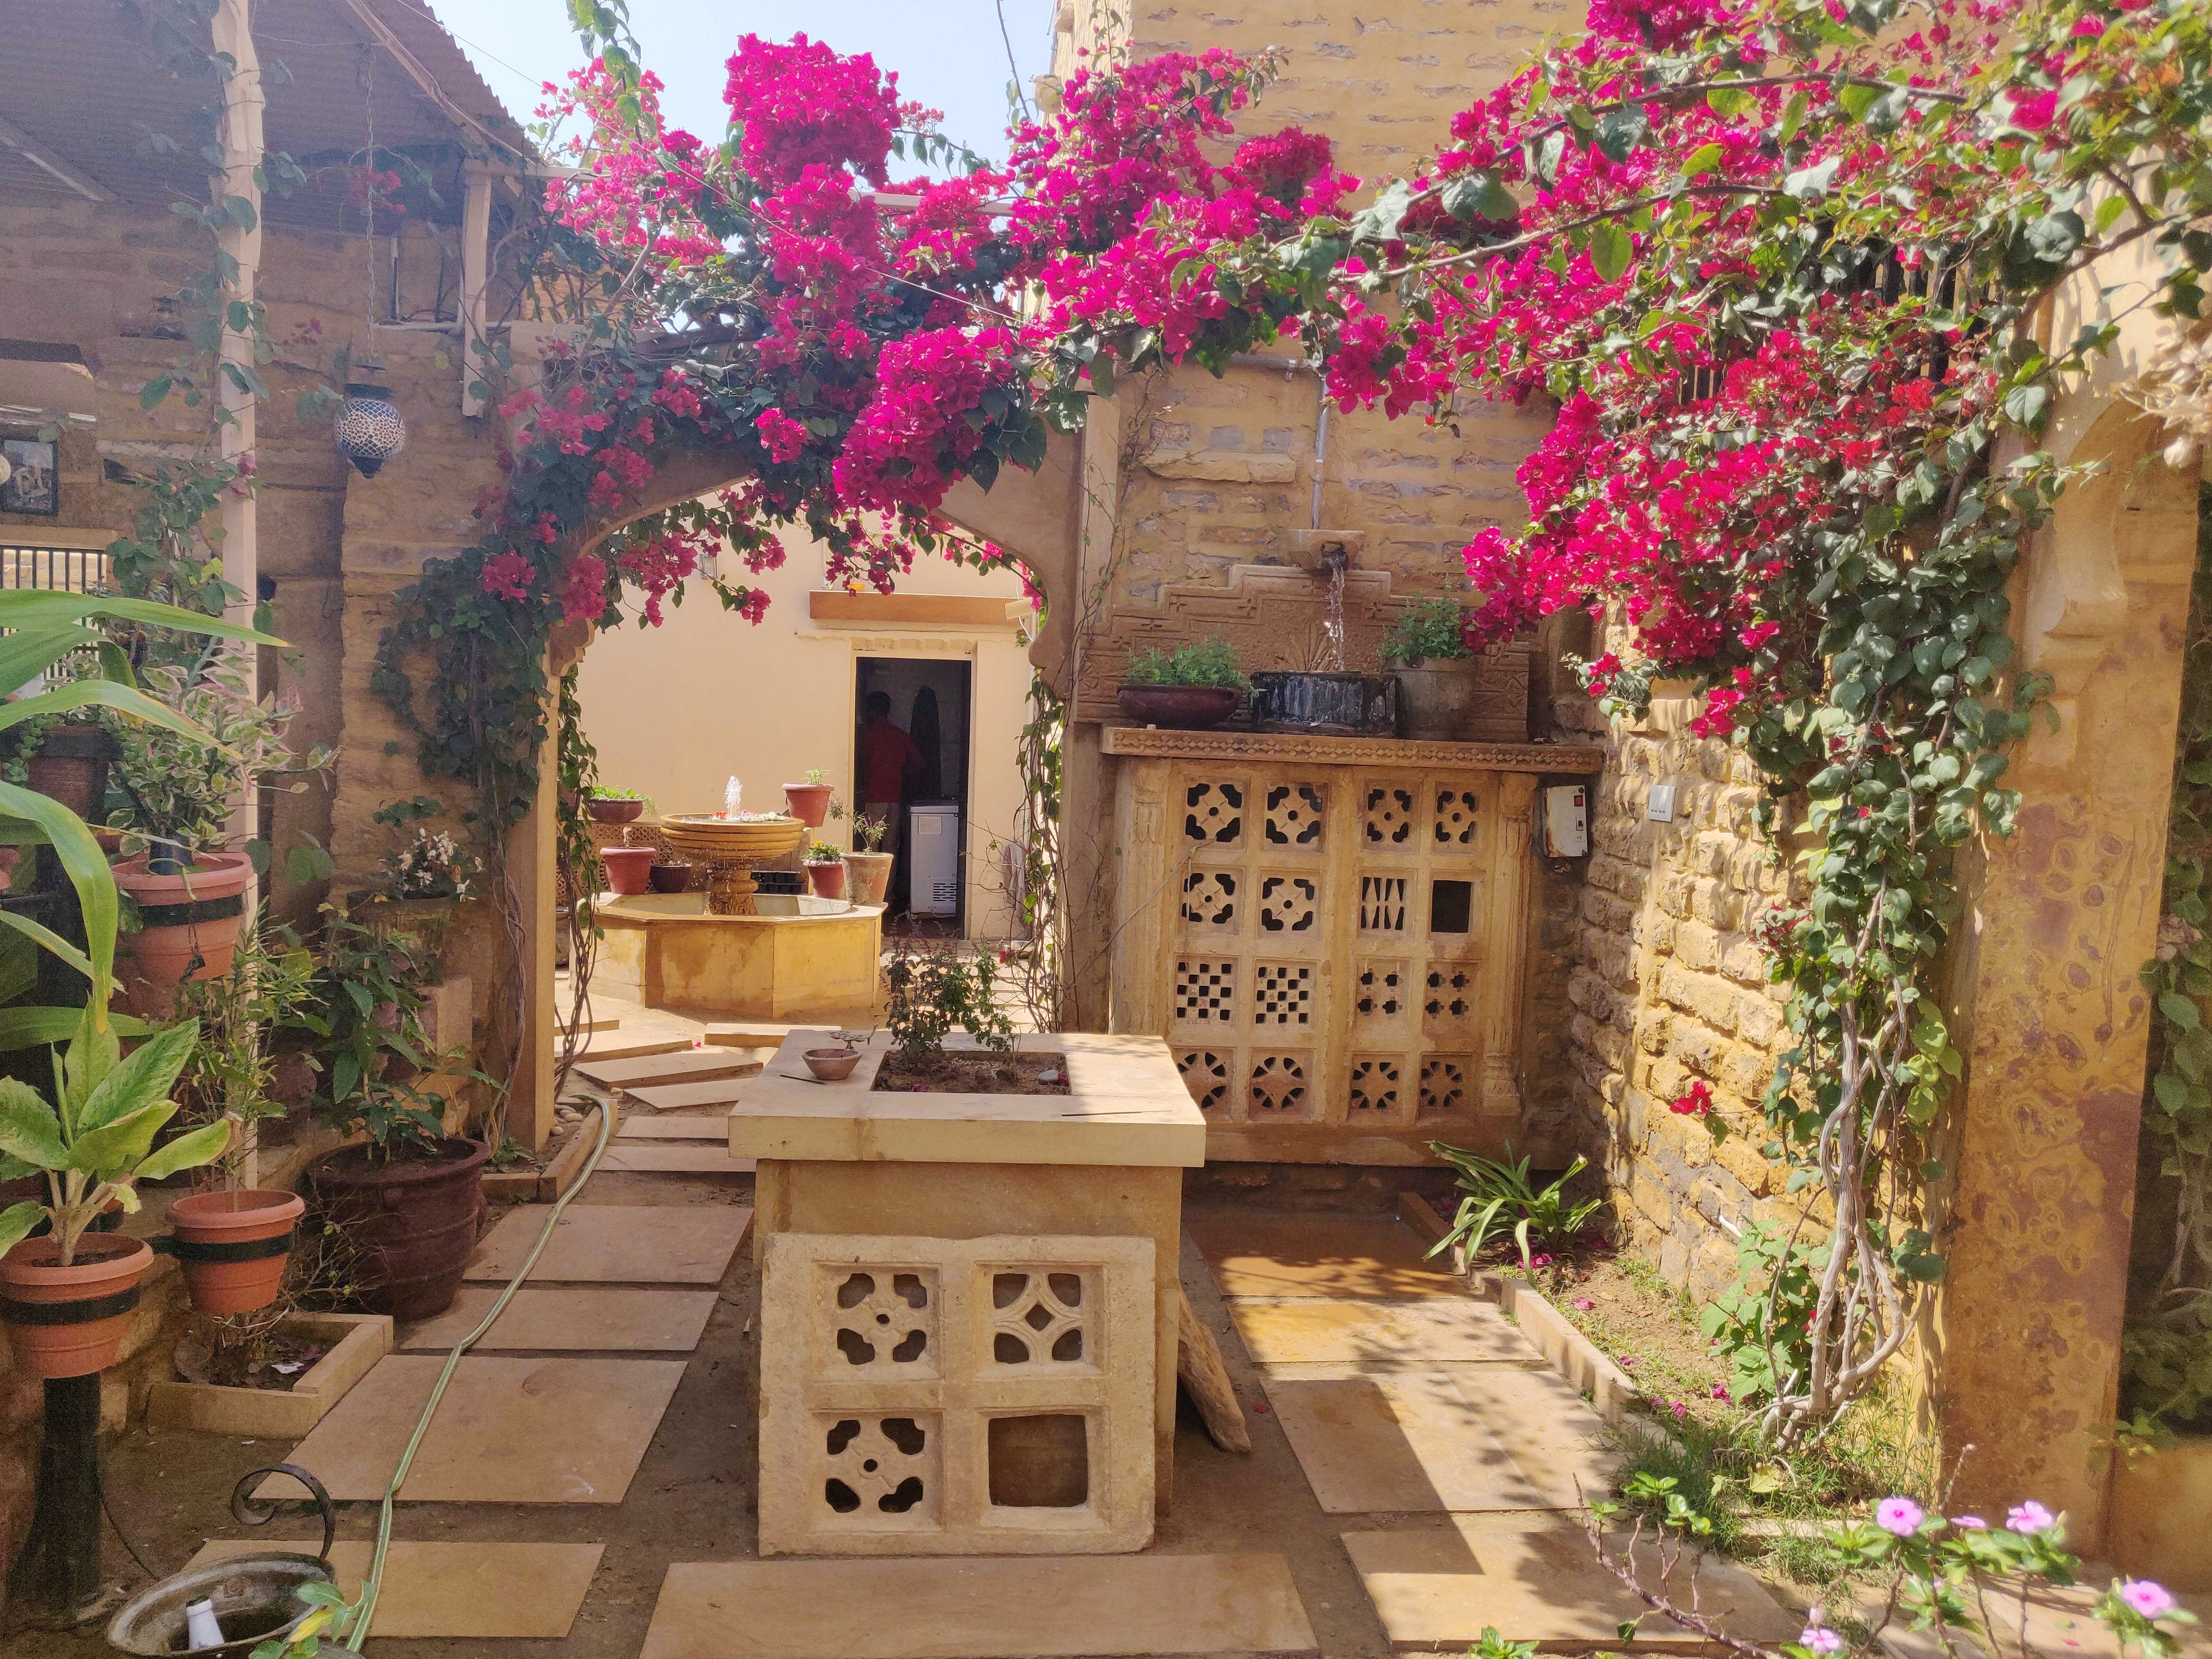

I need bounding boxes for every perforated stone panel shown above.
[760,1233,1156,1556]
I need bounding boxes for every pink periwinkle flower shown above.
[1950,1515,1986,1530]
[1875,1497,1924,1535]
[1801,1626,1844,1657]
[2120,1581,2177,1620]
[2007,1500,2056,1535]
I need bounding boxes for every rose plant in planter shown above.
[103,654,332,1019]
[803,839,847,901]
[1116,637,1249,731]
[845,812,894,906]
[1379,599,1479,742]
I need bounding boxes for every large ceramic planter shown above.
[308,1137,489,1320]
[649,861,694,894]
[1390,656,1480,741]
[170,1189,305,1316]
[805,859,848,901]
[24,724,117,819]
[1116,684,1238,730]
[588,797,645,825]
[112,849,255,1019]
[600,845,655,896]
[0,1233,155,1379]
[783,783,835,827]
[1249,671,1397,736]
[845,850,894,906]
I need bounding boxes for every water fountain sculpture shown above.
[657,813,806,915]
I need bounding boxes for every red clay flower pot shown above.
[170,1189,305,1316]
[111,849,255,1020]
[805,859,848,900]
[844,851,893,906]
[0,1233,155,1380]
[599,845,655,895]
[783,783,835,827]
[309,1138,488,1321]
[648,861,693,894]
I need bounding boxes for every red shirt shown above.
[858,720,921,804]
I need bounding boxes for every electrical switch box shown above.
[1543,784,1589,858]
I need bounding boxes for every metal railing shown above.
[0,541,112,594]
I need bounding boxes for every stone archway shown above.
[506,424,1101,1149]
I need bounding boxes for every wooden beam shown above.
[806,591,1024,628]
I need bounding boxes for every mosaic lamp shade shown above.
[334,376,405,478]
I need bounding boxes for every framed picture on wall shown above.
[0,438,59,516]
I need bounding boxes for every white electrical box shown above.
[907,802,960,916]
[1543,785,1589,858]
[1647,782,1677,823]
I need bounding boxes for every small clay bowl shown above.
[803,1047,862,1082]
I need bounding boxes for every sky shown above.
[432,0,1057,167]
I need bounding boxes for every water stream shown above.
[1321,561,1347,672]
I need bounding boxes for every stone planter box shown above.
[2108,1432,2212,1591]
[145,1311,391,1436]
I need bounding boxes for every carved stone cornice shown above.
[1098,725,1604,773]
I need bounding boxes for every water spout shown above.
[1314,544,1349,673]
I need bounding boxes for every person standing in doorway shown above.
[857,689,923,862]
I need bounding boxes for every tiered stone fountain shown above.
[657,813,805,915]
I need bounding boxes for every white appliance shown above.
[1543,784,1590,857]
[907,802,961,916]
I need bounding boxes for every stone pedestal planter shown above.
[146,1312,392,1436]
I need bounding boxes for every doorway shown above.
[853,656,973,932]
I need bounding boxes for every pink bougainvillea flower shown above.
[2120,1582,2177,1620]
[1875,1497,1924,1535]
[2008,88,2058,130]
[1671,1081,1714,1116]
[1572,1297,1595,1310]
[479,550,534,602]
[2007,1501,2056,1534]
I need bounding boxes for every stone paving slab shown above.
[1227,1297,1537,1365]
[184,1539,602,1638]
[597,1145,757,1173]
[397,1286,718,1353]
[268,1355,685,1502]
[466,1203,751,1284]
[1262,1372,1546,1513]
[1186,1210,1462,1299]
[618,1116,730,1139]
[1342,1520,1799,1649]
[574,1033,695,1063]
[575,1048,765,1091]
[637,1553,1317,1659]
[626,1078,759,1113]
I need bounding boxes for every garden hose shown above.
[340,1099,615,1650]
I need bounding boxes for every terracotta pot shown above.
[648,861,693,894]
[309,1138,489,1320]
[845,850,894,906]
[170,1189,304,1316]
[0,1233,155,1379]
[0,844,19,894]
[804,1047,863,1082]
[23,724,117,820]
[783,783,835,827]
[1115,683,1239,730]
[588,797,645,824]
[805,859,848,901]
[112,850,256,1020]
[1390,656,1480,741]
[599,845,655,895]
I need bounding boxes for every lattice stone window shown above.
[823,1414,937,1523]
[1184,781,1244,845]
[1173,959,1237,1025]
[1248,1051,1312,1116]
[1251,961,1313,1026]
[1425,964,1477,1031]
[832,1269,938,1372]
[1435,788,1480,846]
[1359,875,1408,932]
[1347,1056,1403,1116]
[1177,1049,1231,1113]
[990,1270,1091,1366]
[1355,959,1406,1021]
[1420,1055,1470,1119]
[1258,875,1317,934]
[1180,870,1237,928]
[1364,785,1417,847]
[1263,783,1325,847]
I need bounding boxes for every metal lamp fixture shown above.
[333,361,404,478]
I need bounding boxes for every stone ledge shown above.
[1099,725,1605,772]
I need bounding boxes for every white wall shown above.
[576,534,1036,940]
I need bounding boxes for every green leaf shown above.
[0,679,231,751]
[80,1019,198,1134]
[1784,157,1840,200]
[1706,87,1751,117]
[0,1079,65,1167]
[0,1200,44,1258]
[0,907,91,982]
[132,1117,231,1182]
[67,1100,176,1178]
[0,1007,150,1052]
[0,625,99,696]
[1588,222,1633,282]
[2160,992,2202,1029]
[1681,143,1724,178]
[0,780,115,1008]
[1779,92,1807,145]
[0,590,283,650]
[1594,104,1649,164]
[140,375,173,411]
[1440,170,1517,224]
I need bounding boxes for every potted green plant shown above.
[355,798,480,980]
[1116,636,1250,730]
[0,650,120,821]
[587,785,649,825]
[803,838,847,901]
[1379,598,1480,741]
[104,652,333,1017]
[296,909,487,1322]
[845,812,894,906]
[783,768,836,828]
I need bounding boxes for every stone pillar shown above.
[1108,755,1171,1034]
[1930,409,2197,1548]
[1480,772,1536,1123]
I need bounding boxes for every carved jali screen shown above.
[1104,729,1566,1165]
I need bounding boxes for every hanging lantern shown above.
[334,364,404,478]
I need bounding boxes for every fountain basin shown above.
[596,893,882,1020]
[657,815,805,914]
[1248,671,1397,736]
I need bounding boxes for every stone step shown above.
[625,1077,758,1113]
[467,1202,751,1285]
[397,1286,719,1353]
[618,1115,731,1140]
[575,1047,764,1092]
[596,1145,755,1174]
[572,1032,694,1063]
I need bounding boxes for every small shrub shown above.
[1427,1143,1608,1271]
[1122,635,1249,691]
[883,940,1014,1065]
[1700,1221,1821,1404]
[1379,597,1473,664]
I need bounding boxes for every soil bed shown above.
[175,1329,330,1392]
[872,1052,1071,1095]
